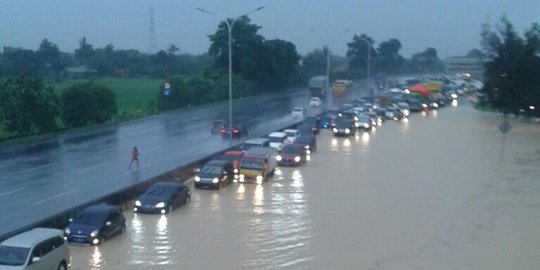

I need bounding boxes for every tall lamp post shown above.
[197,6,264,144]
[310,29,331,94]
[358,37,372,95]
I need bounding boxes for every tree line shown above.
[479,17,540,117]
[3,15,535,139]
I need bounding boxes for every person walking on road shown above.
[129,146,139,169]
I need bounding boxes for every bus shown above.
[308,75,327,98]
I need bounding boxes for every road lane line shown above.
[21,162,58,173]
[32,188,79,206]
[76,163,106,174]
[0,187,25,198]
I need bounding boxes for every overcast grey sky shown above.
[1,0,539,58]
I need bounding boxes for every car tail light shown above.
[233,129,239,134]
[220,128,226,133]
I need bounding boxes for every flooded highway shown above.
[70,101,540,269]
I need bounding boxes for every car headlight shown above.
[304,145,310,149]
[233,168,238,173]
[363,123,369,128]
[135,200,141,207]
[155,202,165,208]
[345,128,350,134]
[256,175,263,183]
[422,103,428,108]
[404,109,409,116]
[65,228,70,235]
[355,122,360,127]
[194,176,200,182]
[306,149,311,155]
[212,177,219,183]
[276,155,282,161]
[451,93,458,99]
[432,103,438,108]
[294,156,301,162]
[90,230,99,238]
[332,128,338,133]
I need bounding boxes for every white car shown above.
[309,97,322,107]
[283,129,301,143]
[0,227,70,270]
[291,107,304,118]
[268,132,288,151]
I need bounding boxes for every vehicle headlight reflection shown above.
[155,202,165,208]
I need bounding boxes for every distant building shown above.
[63,65,97,79]
[444,57,487,79]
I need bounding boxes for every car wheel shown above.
[57,262,67,270]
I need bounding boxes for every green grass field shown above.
[0,77,164,141]
[48,77,163,119]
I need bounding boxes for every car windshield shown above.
[295,137,311,144]
[293,108,302,112]
[200,165,222,174]
[74,212,106,226]
[359,116,371,122]
[335,119,351,126]
[221,153,240,162]
[269,136,284,143]
[0,246,29,266]
[285,131,296,137]
[240,157,264,169]
[145,186,173,197]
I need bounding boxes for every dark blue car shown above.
[64,204,125,245]
[134,182,190,214]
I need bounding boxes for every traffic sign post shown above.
[498,120,511,161]
[163,82,171,97]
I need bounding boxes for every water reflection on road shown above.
[69,102,540,269]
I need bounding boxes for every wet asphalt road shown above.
[0,89,318,238]
[68,100,540,269]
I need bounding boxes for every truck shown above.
[237,147,278,184]
[308,75,327,99]
[332,80,353,98]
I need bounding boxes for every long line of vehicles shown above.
[0,74,470,269]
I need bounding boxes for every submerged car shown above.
[291,107,304,118]
[134,182,190,214]
[332,118,356,136]
[295,135,317,154]
[65,204,125,245]
[195,160,235,189]
[309,97,322,107]
[209,120,224,134]
[276,143,309,166]
[0,228,70,270]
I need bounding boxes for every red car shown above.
[220,150,245,172]
[276,143,309,166]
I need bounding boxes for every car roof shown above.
[150,181,182,188]
[293,107,303,110]
[268,131,287,137]
[1,228,63,248]
[81,204,121,214]
[283,129,299,133]
[205,159,228,166]
[244,138,269,144]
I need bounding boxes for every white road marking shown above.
[32,188,79,205]
[0,187,25,198]
[21,162,58,173]
[76,163,106,174]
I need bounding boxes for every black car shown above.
[332,117,356,136]
[319,110,338,129]
[301,116,320,135]
[210,120,225,134]
[195,159,235,189]
[134,182,191,214]
[65,204,126,245]
[221,124,248,140]
[295,135,317,153]
[337,110,360,127]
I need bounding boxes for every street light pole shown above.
[310,29,331,95]
[358,38,371,95]
[197,7,264,144]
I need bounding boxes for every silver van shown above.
[0,227,70,270]
[242,138,270,150]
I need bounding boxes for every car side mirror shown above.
[106,221,112,226]
[32,256,41,263]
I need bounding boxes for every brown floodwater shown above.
[69,101,540,269]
